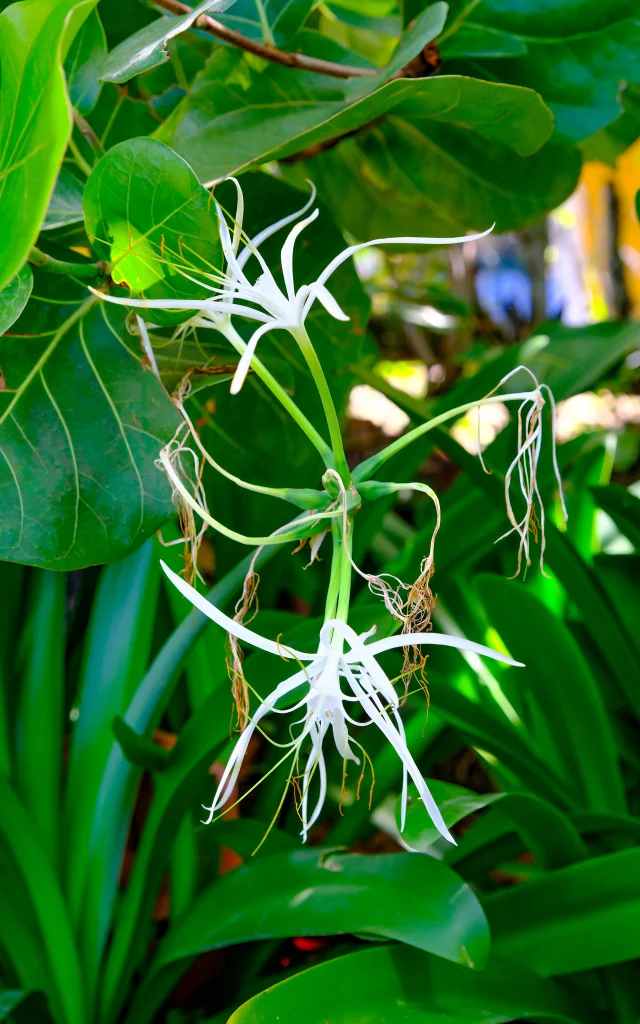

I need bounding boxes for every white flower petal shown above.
[280,208,320,301]
[316,226,494,290]
[230,320,281,394]
[306,283,350,322]
[360,631,524,667]
[160,560,314,660]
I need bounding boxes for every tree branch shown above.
[152,0,378,79]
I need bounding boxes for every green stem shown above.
[28,246,105,279]
[353,392,533,483]
[68,133,94,177]
[254,0,275,44]
[221,322,334,468]
[293,326,351,484]
[324,523,344,622]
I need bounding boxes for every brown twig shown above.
[152,0,378,79]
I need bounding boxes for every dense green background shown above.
[1,0,639,1022]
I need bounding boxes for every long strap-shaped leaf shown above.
[15,572,66,869]
[76,544,278,1010]
[100,685,231,1024]
[0,778,84,1024]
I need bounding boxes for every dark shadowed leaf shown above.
[0,275,179,569]
[41,167,86,231]
[64,6,106,114]
[228,945,593,1024]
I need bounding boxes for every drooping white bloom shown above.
[93,179,493,395]
[162,560,523,844]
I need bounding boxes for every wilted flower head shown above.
[162,561,522,845]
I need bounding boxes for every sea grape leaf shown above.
[214,0,318,45]
[0,266,33,335]
[158,51,554,181]
[0,272,180,569]
[0,0,98,290]
[474,20,640,143]
[64,6,106,114]
[100,0,235,83]
[440,0,635,37]
[581,85,640,165]
[83,137,223,314]
[89,83,161,150]
[307,129,580,238]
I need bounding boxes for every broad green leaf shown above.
[0,283,179,569]
[0,778,84,1024]
[15,572,66,865]
[164,850,488,967]
[309,130,579,238]
[84,137,223,313]
[471,21,640,142]
[442,0,635,37]
[591,484,640,549]
[41,167,85,231]
[158,55,554,183]
[215,0,318,45]
[0,0,98,290]
[0,265,33,334]
[398,782,588,868]
[475,574,625,814]
[486,847,640,975]
[129,849,489,1024]
[228,945,593,1024]
[581,84,640,165]
[440,24,528,58]
[100,0,235,84]
[76,545,279,1004]
[64,7,106,114]
[89,82,161,151]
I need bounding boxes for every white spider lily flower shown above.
[162,560,522,844]
[92,179,493,395]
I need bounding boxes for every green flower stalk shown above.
[92,179,566,843]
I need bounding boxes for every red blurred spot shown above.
[293,937,325,951]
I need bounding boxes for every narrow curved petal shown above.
[160,561,315,660]
[230,320,281,394]
[236,182,317,272]
[315,226,495,289]
[280,208,320,301]
[360,630,524,667]
[305,282,350,322]
[342,661,455,844]
[203,672,310,821]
